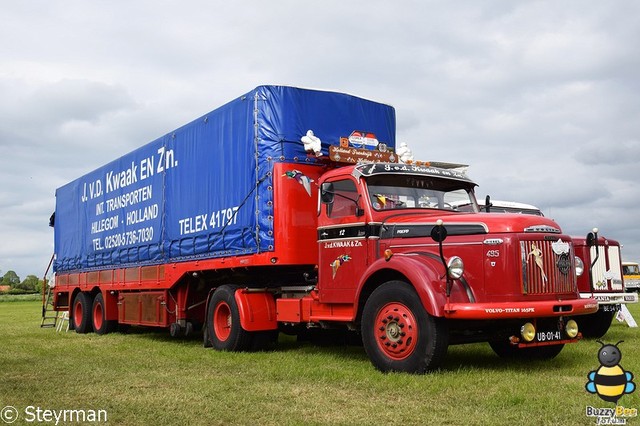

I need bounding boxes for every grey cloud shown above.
[2,0,640,278]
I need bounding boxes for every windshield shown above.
[624,265,640,275]
[366,174,478,212]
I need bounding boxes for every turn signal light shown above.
[384,249,394,261]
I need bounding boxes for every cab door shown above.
[317,177,370,304]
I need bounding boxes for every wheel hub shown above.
[213,302,232,341]
[375,302,418,360]
[385,319,402,341]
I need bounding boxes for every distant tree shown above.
[2,270,20,287]
[17,275,42,292]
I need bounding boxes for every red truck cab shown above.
[573,232,638,337]
[283,161,597,372]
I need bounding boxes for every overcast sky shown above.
[1,1,639,280]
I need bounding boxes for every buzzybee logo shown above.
[585,341,637,424]
[586,340,635,403]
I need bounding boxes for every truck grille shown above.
[590,245,624,291]
[520,239,576,295]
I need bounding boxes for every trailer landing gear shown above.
[169,321,195,338]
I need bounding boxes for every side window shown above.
[327,179,358,218]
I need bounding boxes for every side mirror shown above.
[586,228,598,247]
[320,182,334,204]
[485,195,492,213]
[430,220,448,243]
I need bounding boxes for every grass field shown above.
[1,300,639,425]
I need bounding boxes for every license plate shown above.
[535,330,563,342]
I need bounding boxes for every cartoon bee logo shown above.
[586,340,636,404]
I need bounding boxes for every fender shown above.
[234,289,278,331]
[357,254,451,317]
[100,289,119,321]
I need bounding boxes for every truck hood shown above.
[377,212,562,238]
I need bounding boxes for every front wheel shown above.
[205,285,253,351]
[361,281,449,374]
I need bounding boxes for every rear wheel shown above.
[205,285,253,351]
[72,292,93,334]
[362,281,449,374]
[489,340,564,359]
[579,310,615,339]
[92,293,116,335]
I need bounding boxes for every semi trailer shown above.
[48,86,597,373]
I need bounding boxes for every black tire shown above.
[361,280,449,374]
[92,293,117,335]
[169,322,183,338]
[489,340,564,359]
[579,310,615,339]
[205,285,253,351]
[72,292,93,334]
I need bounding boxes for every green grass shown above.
[1,300,639,425]
[0,293,41,302]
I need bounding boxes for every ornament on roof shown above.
[301,130,323,157]
[396,142,414,163]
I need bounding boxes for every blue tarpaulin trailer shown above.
[53,85,396,273]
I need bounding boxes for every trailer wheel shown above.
[206,285,253,351]
[579,310,615,339]
[92,293,116,335]
[362,281,449,374]
[489,340,564,359]
[72,292,93,334]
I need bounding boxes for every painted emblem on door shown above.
[330,254,352,279]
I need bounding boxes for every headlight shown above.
[575,256,584,277]
[566,319,579,338]
[521,322,536,342]
[447,256,464,279]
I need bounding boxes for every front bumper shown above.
[624,279,640,291]
[579,292,638,305]
[443,298,598,320]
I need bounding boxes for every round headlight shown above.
[575,256,584,277]
[447,256,464,279]
[521,322,536,342]
[566,319,579,338]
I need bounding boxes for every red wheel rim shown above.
[374,302,418,360]
[73,299,83,328]
[213,301,232,342]
[93,302,103,330]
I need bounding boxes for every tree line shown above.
[0,270,44,294]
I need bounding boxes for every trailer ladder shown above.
[40,254,66,329]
